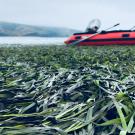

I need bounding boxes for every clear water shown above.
[0,37,67,46]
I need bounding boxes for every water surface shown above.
[0,37,67,46]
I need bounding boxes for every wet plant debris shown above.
[0,45,135,135]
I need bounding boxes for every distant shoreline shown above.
[0,22,80,37]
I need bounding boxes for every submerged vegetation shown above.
[0,45,135,134]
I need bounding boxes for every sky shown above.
[0,0,135,30]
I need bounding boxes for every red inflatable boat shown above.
[64,30,135,46]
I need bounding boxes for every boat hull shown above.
[65,31,135,46]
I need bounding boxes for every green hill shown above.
[0,22,80,37]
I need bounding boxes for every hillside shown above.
[0,22,80,37]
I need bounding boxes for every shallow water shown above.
[0,37,67,46]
